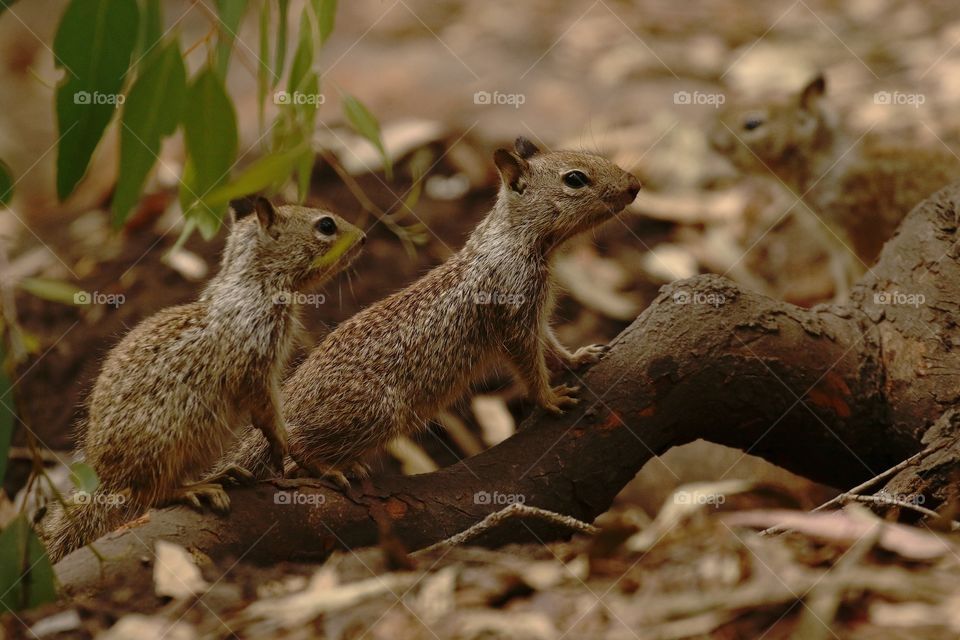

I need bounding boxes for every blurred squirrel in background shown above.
[711,74,959,295]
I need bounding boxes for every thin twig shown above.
[420,503,598,554]
[839,494,960,530]
[812,445,941,512]
[318,149,419,256]
[760,444,944,536]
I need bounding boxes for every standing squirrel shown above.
[216,137,641,485]
[710,74,959,271]
[42,198,364,561]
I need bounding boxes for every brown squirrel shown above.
[216,137,641,485]
[710,74,959,272]
[42,198,364,561]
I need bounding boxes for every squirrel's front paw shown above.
[570,344,609,368]
[542,384,581,414]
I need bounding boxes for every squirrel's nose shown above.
[626,174,641,201]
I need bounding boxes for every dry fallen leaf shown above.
[554,246,641,321]
[471,395,515,447]
[153,540,209,600]
[245,567,416,629]
[100,614,196,640]
[386,435,438,475]
[723,509,958,561]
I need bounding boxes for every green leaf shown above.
[181,68,238,239]
[69,462,100,493]
[297,147,314,203]
[0,514,56,612]
[112,39,186,226]
[273,0,290,88]
[54,0,140,201]
[0,346,13,485]
[0,160,13,206]
[403,147,433,211]
[136,0,163,66]
[17,278,82,306]
[201,144,308,210]
[287,10,314,95]
[257,0,270,128]
[214,0,248,78]
[342,93,392,180]
[313,0,337,45]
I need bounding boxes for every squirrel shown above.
[710,74,959,282]
[41,197,364,562]
[214,137,641,486]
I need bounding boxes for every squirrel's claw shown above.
[570,344,609,368]
[543,384,581,414]
[172,483,232,515]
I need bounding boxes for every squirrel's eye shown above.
[315,216,337,235]
[743,116,764,131]
[562,170,590,188]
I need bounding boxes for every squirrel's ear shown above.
[251,196,277,230]
[494,148,528,194]
[229,196,257,220]
[230,196,277,231]
[799,73,826,111]
[514,136,540,159]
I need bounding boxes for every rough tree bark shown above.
[54,182,960,594]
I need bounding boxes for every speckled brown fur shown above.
[217,138,640,482]
[711,74,960,264]
[41,199,364,561]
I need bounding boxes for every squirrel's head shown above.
[492,137,641,248]
[710,74,835,183]
[225,197,365,290]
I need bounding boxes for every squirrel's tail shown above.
[40,489,141,563]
